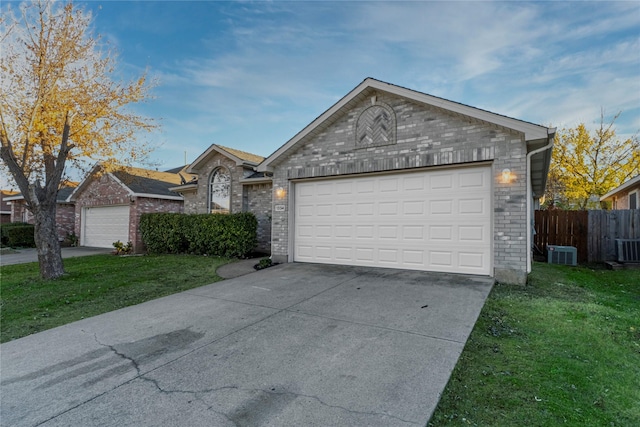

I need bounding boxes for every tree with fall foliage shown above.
[545,111,640,210]
[0,0,156,279]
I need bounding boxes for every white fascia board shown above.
[367,79,551,141]
[188,144,251,173]
[3,195,24,202]
[67,162,109,201]
[132,193,184,201]
[106,172,136,197]
[240,177,273,185]
[169,184,198,193]
[600,175,640,201]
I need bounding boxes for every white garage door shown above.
[294,166,492,275]
[83,205,130,248]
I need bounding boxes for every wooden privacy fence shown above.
[534,209,640,263]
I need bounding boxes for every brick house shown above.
[1,190,19,223]
[600,175,640,210]
[5,184,77,241]
[69,164,188,252]
[170,144,272,253]
[257,78,556,284]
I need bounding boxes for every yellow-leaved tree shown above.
[0,0,156,279]
[545,112,640,210]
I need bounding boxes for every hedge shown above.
[139,212,258,258]
[0,223,36,248]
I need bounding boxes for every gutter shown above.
[526,128,556,273]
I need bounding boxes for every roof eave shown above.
[600,175,640,201]
[239,177,273,185]
[258,77,553,172]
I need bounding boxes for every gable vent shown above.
[547,245,577,266]
[616,239,640,263]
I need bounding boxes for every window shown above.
[630,191,638,210]
[209,167,231,213]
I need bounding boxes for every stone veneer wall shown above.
[269,91,529,284]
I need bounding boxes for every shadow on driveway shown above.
[0,263,493,426]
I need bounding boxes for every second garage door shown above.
[83,205,130,248]
[294,166,492,275]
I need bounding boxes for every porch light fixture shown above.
[274,186,286,199]
[500,168,515,184]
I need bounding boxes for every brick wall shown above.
[73,173,184,252]
[8,200,75,241]
[188,154,244,214]
[269,91,529,283]
[244,182,272,253]
[184,153,273,254]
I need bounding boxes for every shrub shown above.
[112,240,133,255]
[0,223,35,248]
[140,212,257,258]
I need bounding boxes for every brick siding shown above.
[73,172,184,253]
[269,91,529,283]
[182,152,273,254]
[9,200,75,242]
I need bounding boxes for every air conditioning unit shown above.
[547,245,577,266]
[616,239,640,263]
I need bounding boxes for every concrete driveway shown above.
[0,263,493,426]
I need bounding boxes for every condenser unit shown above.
[547,245,577,266]
[616,239,640,263]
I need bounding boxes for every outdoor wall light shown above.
[274,186,286,199]
[500,168,515,184]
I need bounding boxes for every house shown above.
[257,78,556,285]
[69,164,188,251]
[170,144,272,253]
[5,184,77,241]
[1,190,19,223]
[600,175,639,210]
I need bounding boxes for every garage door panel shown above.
[83,205,129,248]
[294,166,491,275]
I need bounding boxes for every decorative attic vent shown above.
[616,239,640,263]
[547,245,577,266]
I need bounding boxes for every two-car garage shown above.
[293,165,492,275]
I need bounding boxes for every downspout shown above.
[526,129,556,273]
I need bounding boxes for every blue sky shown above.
[2,0,639,185]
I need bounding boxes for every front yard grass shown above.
[429,263,640,426]
[0,254,229,343]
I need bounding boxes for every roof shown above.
[188,144,265,173]
[69,164,185,201]
[257,77,555,196]
[3,183,78,204]
[112,167,184,198]
[600,175,640,201]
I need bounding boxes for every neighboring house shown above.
[257,78,556,284]
[600,175,640,210]
[170,144,272,253]
[69,164,187,252]
[1,190,19,223]
[5,184,77,241]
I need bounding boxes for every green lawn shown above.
[429,263,640,426]
[0,254,230,343]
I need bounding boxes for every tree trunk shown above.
[33,203,65,279]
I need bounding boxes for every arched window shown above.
[209,167,231,214]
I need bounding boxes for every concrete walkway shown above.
[0,263,493,426]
